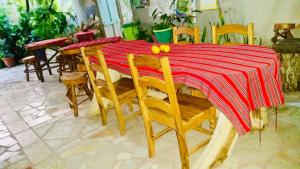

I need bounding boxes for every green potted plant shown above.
[122,21,140,40]
[0,39,16,68]
[152,8,174,43]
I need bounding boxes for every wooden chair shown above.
[81,47,139,135]
[128,54,216,169]
[173,26,200,44]
[212,23,254,45]
[61,72,92,117]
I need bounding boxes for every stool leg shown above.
[33,62,41,81]
[70,85,78,117]
[83,83,92,100]
[58,61,63,82]
[46,62,53,75]
[24,63,30,81]
[36,61,45,82]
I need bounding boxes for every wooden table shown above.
[25,37,72,73]
[60,40,284,168]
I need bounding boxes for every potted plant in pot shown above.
[0,39,16,68]
[151,2,201,43]
[152,8,174,43]
[122,21,140,40]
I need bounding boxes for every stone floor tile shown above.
[7,158,32,169]
[43,119,87,140]
[23,140,53,164]
[117,151,132,160]
[15,129,40,147]
[0,151,20,162]
[35,157,66,169]
[1,112,20,124]
[27,114,52,127]
[6,119,29,134]
[0,136,17,147]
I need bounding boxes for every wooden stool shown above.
[22,55,44,82]
[61,72,92,117]
[56,54,78,82]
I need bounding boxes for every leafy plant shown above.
[201,26,207,42]
[151,8,175,30]
[29,7,75,40]
[151,7,201,30]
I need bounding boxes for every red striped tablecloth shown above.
[100,40,284,135]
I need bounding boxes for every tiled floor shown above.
[0,65,299,169]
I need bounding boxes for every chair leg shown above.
[24,63,30,81]
[175,130,190,169]
[128,101,134,112]
[113,101,126,135]
[70,85,78,117]
[100,106,107,125]
[144,119,155,158]
[209,106,217,129]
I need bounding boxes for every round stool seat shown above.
[22,55,36,64]
[61,72,87,86]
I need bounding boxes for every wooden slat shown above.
[216,24,248,36]
[173,26,200,44]
[133,55,162,70]
[139,76,168,93]
[173,27,195,37]
[90,63,103,73]
[94,79,107,87]
[144,97,172,115]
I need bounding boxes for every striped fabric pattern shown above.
[101,40,284,135]
[25,37,70,50]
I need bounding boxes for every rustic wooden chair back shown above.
[81,47,138,135]
[128,54,215,169]
[212,23,254,45]
[173,26,200,44]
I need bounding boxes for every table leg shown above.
[192,112,238,169]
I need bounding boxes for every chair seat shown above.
[61,72,87,85]
[148,93,212,127]
[99,77,136,101]
[22,55,36,64]
[176,93,213,121]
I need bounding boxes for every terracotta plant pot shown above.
[2,57,16,68]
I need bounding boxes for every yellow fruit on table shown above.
[163,45,170,52]
[160,45,166,51]
[151,45,160,54]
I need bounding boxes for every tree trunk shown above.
[49,0,55,10]
[25,0,30,12]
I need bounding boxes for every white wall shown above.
[58,0,89,24]
[196,0,300,45]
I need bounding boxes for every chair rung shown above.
[77,98,90,105]
[125,111,141,120]
[193,126,213,135]
[154,127,173,140]
[189,137,211,155]
[66,97,73,105]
